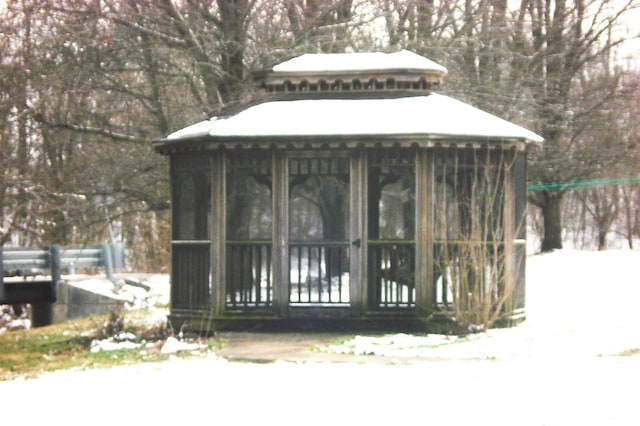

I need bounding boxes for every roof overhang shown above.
[153,93,543,154]
[252,50,448,87]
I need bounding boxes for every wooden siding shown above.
[171,242,210,311]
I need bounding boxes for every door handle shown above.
[351,238,361,248]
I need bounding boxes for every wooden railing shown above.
[225,241,272,309]
[368,241,415,308]
[289,241,349,305]
[171,241,210,311]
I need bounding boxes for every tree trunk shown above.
[540,192,564,252]
[621,185,635,249]
[218,0,249,102]
[597,230,607,251]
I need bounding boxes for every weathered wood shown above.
[211,152,226,317]
[272,150,288,316]
[350,148,365,316]
[171,242,210,311]
[502,149,516,315]
[415,148,435,316]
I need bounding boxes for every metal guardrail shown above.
[0,243,125,305]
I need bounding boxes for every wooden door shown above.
[286,154,352,308]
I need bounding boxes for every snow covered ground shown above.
[1,249,639,425]
[329,249,640,361]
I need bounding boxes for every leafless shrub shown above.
[433,148,522,334]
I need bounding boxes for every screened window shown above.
[367,148,416,308]
[172,155,210,241]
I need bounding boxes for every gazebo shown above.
[153,50,542,333]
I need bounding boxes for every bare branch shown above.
[38,119,143,144]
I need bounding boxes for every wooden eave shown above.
[253,69,444,86]
[152,133,532,155]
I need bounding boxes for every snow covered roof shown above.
[254,50,448,87]
[272,50,448,75]
[154,93,543,151]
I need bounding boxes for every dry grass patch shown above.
[0,312,217,381]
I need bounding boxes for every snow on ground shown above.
[62,273,171,329]
[70,273,171,313]
[328,249,640,361]
[1,250,639,425]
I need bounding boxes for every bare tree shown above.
[284,0,354,52]
[2,0,638,269]
[520,0,636,251]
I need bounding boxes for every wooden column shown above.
[272,150,289,317]
[350,148,366,316]
[502,148,516,316]
[415,147,434,317]
[210,151,226,317]
[513,150,528,311]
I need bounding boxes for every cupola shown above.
[253,50,448,93]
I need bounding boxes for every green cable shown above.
[527,176,640,192]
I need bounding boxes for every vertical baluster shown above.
[409,245,415,305]
[233,245,239,307]
[253,245,259,305]
[297,246,302,302]
[387,246,392,306]
[289,246,294,303]
[229,245,235,307]
[306,246,312,302]
[391,246,398,306]
[187,248,193,308]
[244,245,251,306]
[236,246,242,306]
[239,245,245,306]
[326,246,332,303]
[266,244,272,306]
[247,245,253,306]
[381,246,384,306]
[337,246,342,302]
[204,245,210,308]
[380,245,385,307]
[288,246,293,303]
[240,246,246,306]
[317,246,323,302]
[196,246,202,306]
[372,245,379,307]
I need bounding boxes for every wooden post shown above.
[514,150,528,311]
[502,149,516,317]
[350,148,365,316]
[415,148,434,318]
[211,151,226,317]
[272,150,289,317]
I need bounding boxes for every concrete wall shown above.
[53,281,126,323]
